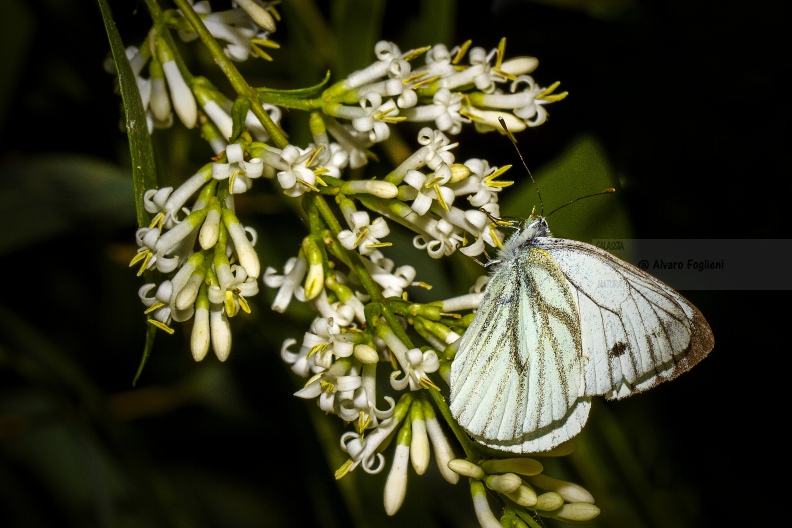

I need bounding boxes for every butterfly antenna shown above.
[499,116,544,216]
[547,188,616,217]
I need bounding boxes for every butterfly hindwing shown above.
[534,237,714,400]
[450,247,591,453]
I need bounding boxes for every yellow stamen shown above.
[335,459,354,480]
[490,226,503,248]
[433,183,449,212]
[424,176,443,189]
[297,178,320,192]
[320,379,335,394]
[148,212,164,229]
[354,228,370,248]
[403,72,428,85]
[491,67,517,82]
[536,81,568,102]
[144,301,166,315]
[453,40,472,64]
[308,342,328,358]
[228,171,239,194]
[388,352,398,371]
[415,281,433,290]
[403,45,431,62]
[129,249,149,267]
[484,165,512,181]
[137,251,153,277]
[147,319,175,334]
[306,145,325,166]
[250,46,273,61]
[419,376,441,391]
[364,242,392,249]
[237,294,251,314]
[485,180,514,188]
[411,74,441,89]
[459,108,481,121]
[250,37,281,49]
[225,291,238,317]
[496,37,506,68]
[357,411,371,435]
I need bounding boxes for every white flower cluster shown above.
[119,4,584,522]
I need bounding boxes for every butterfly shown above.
[448,214,714,453]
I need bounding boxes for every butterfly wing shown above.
[450,247,592,453]
[533,237,714,400]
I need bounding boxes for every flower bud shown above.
[448,459,484,480]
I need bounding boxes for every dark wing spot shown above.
[609,342,627,358]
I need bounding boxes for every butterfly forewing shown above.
[535,237,714,400]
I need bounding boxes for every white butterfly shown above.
[449,215,714,453]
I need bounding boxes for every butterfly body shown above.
[449,216,714,453]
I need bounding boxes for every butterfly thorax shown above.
[493,216,552,267]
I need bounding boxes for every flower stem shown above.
[170,0,288,147]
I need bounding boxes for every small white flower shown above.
[263,256,308,312]
[294,360,362,417]
[361,251,417,298]
[212,143,264,194]
[208,263,259,317]
[412,216,462,259]
[402,169,455,215]
[138,281,176,331]
[390,347,440,391]
[510,75,550,127]
[281,338,314,377]
[351,92,395,143]
[337,363,395,425]
[276,145,319,197]
[311,289,357,327]
[338,211,390,256]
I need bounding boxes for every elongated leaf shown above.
[96,0,157,229]
[96,0,158,384]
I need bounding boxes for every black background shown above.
[0,0,788,527]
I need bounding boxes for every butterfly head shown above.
[494,215,552,265]
[523,215,552,239]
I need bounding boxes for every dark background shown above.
[0,0,787,527]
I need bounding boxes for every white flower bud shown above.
[484,473,522,494]
[447,459,484,480]
[384,443,410,516]
[481,457,543,476]
[534,491,564,512]
[162,60,196,128]
[527,473,595,504]
[543,502,601,523]
[210,306,232,361]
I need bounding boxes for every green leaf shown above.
[96,0,157,229]
[97,0,159,381]
[500,134,633,243]
[257,70,332,103]
[230,96,251,142]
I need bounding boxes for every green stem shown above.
[171,0,288,148]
